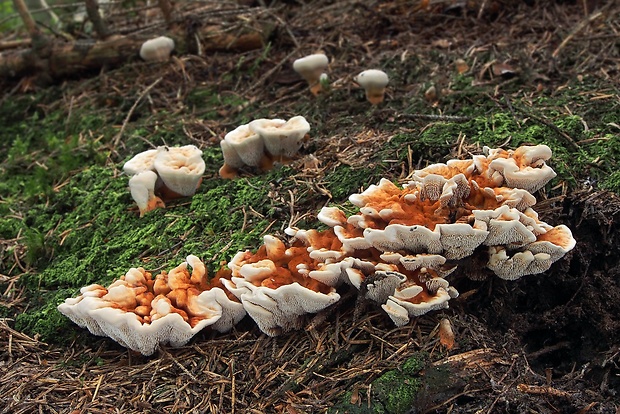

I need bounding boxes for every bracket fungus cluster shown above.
[217,143,575,330]
[219,116,311,179]
[123,145,205,216]
[60,145,575,354]
[58,256,245,356]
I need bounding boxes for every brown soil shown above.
[1,1,619,413]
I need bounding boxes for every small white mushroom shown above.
[139,36,175,62]
[354,69,389,104]
[293,54,329,95]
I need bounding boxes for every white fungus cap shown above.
[223,124,265,167]
[123,149,159,176]
[293,54,329,77]
[140,36,175,62]
[249,116,310,157]
[355,69,389,88]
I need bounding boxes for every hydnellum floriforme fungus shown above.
[293,53,329,96]
[354,69,389,104]
[58,256,245,356]
[219,116,311,179]
[60,145,575,355]
[123,145,206,216]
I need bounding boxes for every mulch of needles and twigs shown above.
[0,1,619,413]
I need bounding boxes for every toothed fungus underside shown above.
[58,256,245,355]
[60,145,575,354]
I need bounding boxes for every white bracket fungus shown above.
[61,145,576,345]
[219,116,311,179]
[58,258,245,355]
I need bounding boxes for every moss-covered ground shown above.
[0,1,619,412]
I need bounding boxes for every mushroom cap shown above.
[354,69,389,89]
[223,124,265,167]
[249,116,310,157]
[317,206,348,227]
[365,271,407,303]
[56,257,247,355]
[486,246,553,280]
[382,286,453,327]
[489,157,557,193]
[139,36,175,62]
[123,149,159,176]
[292,54,329,76]
[527,224,576,262]
[153,145,206,197]
[225,277,340,336]
[436,223,489,260]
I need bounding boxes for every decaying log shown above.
[0,22,272,79]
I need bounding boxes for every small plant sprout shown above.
[293,54,329,95]
[354,69,389,104]
[139,36,175,62]
[319,73,330,92]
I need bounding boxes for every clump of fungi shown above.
[123,145,205,216]
[58,255,245,356]
[61,145,575,354]
[218,116,311,179]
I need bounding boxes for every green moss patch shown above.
[329,353,428,414]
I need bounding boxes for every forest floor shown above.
[0,1,619,413]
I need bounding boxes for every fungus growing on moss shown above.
[61,144,575,341]
[218,116,312,179]
[123,145,205,215]
[293,53,329,95]
[249,115,310,158]
[139,36,175,62]
[354,69,389,104]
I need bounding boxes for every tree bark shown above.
[0,22,273,79]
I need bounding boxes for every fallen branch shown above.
[517,383,574,398]
[0,21,272,79]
